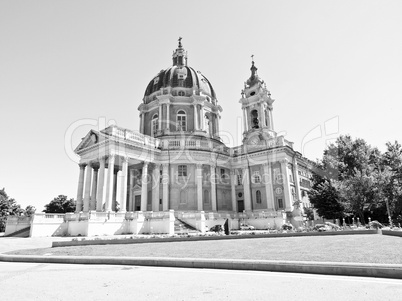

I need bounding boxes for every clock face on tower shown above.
[249,136,260,145]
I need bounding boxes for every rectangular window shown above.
[221,168,225,177]
[237,174,242,185]
[160,169,163,184]
[178,165,187,177]
[278,198,283,209]
[253,171,261,183]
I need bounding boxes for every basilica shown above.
[5,39,314,237]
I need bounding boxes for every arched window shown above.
[152,113,158,136]
[178,90,185,96]
[256,190,262,204]
[251,109,259,129]
[176,110,187,131]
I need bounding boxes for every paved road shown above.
[1,262,401,301]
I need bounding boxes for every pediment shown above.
[74,130,103,153]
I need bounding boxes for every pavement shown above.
[1,236,402,280]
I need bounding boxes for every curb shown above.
[52,230,379,248]
[1,254,401,279]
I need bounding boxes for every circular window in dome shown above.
[250,91,256,96]
[178,90,185,96]
[238,192,243,198]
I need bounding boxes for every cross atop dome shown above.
[172,37,187,66]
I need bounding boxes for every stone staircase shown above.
[174,218,199,234]
[5,226,31,237]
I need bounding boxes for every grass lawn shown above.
[7,234,402,264]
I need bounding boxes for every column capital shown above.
[99,155,107,162]
[143,161,149,168]
[280,158,289,164]
[90,162,100,170]
[162,163,169,169]
[196,163,203,169]
[79,163,87,169]
[230,170,236,175]
[122,156,129,163]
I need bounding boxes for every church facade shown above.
[73,39,313,224]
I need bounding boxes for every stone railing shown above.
[102,125,161,149]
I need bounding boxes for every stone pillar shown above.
[96,158,106,212]
[140,162,149,211]
[293,158,302,201]
[128,169,134,211]
[260,104,266,128]
[90,164,99,211]
[200,105,204,131]
[268,107,274,130]
[263,163,275,210]
[196,164,203,211]
[120,157,129,213]
[194,104,198,131]
[152,164,160,211]
[105,154,115,212]
[76,163,86,212]
[230,170,237,212]
[162,164,169,211]
[166,104,170,131]
[243,167,252,211]
[140,113,145,134]
[281,159,292,211]
[210,165,217,211]
[215,113,220,137]
[243,108,248,132]
[83,164,92,212]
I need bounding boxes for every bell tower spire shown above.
[240,57,276,145]
[172,37,187,66]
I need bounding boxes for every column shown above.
[215,113,220,137]
[158,105,162,132]
[140,113,145,133]
[120,157,128,212]
[243,167,252,211]
[128,170,134,211]
[162,164,169,211]
[210,165,217,211]
[83,164,92,212]
[268,107,274,130]
[260,104,266,128]
[105,154,115,212]
[243,108,248,132]
[166,104,170,131]
[76,163,86,212]
[96,158,106,211]
[200,105,204,131]
[115,169,122,211]
[194,104,198,131]
[140,162,149,211]
[293,158,302,201]
[90,164,99,211]
[196,164,203,211]
[263,163,275,210]
[281,159,292,211]
[230,170,237,212]
[152,164,160,211]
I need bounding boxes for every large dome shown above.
[144,66,216,99]
[143,38,216,103]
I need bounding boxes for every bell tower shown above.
[240,57,276,145]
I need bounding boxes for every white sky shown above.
[1,0,401,210]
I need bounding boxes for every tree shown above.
[308,173,345,219]
[310,135,382,222]
[0,188,24,232]
[24,205,36,217]
[43,195,76,213]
